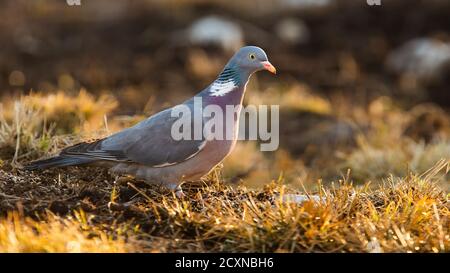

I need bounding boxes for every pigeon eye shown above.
[249,53,256,60]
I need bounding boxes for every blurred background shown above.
[0,0,449,189]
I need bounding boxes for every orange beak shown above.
[261,61,277,74]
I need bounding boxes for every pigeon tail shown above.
[24,156,95,170]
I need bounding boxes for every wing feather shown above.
[61,105,206,167]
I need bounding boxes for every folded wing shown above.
[36,107,206,169]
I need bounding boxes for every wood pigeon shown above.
[25,46,276,197]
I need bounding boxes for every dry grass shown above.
[20,90,118,134]
[0,211,135,253]
[246,83,332,115]
[0,91,448,253]
[0,162,447,253]
[136,162,449,253]
[343,97,450,188]
[0,90,117,164]
[345,138,450,183]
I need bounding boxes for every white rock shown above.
[386,38,450,80]
[281,193,324,204]
[187,16,244,51]
[366,238,383,253]
[276,18,310,45]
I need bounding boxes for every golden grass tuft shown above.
[246,83,332,115]
[0,211,135,253]
[0,90,117,162]
[341,96,449,187]
[344,134,449,186]
[20,89,118,134]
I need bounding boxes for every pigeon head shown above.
[226,46,276,75]
[208,46,276,97]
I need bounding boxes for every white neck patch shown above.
[209,79,237,97]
